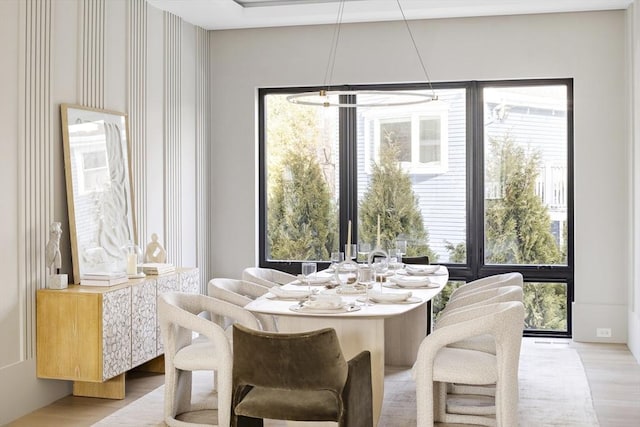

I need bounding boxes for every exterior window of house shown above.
[259,79,573,337]
[366,102,448,174]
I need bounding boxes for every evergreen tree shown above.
[484,133,561,264]
[484,133,565,330]
[266,95,337,260]
[359,141,435,260]
[268,148,335,260]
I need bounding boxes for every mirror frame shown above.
[60,104,137,283]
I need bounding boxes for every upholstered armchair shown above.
[448,272,523,302]
[158,292,261,427]
[241,267,296,288]
[231,324,373,427]
[207,278,277,332]
[413,301,525,427]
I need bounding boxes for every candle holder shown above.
[122,241,145,279]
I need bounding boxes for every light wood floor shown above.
[5,339,640,427]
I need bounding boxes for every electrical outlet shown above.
[596,328,612,338]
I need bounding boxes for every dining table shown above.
[244,264,449,426]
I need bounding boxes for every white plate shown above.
[384,279,439,289]
[266,293,309,301]
[289,304,361,314]
[357,296,422,304]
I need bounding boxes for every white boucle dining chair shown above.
[413,301,525,427]
[207,277,278,332]
[158,291,262,427]
[242,267,297,289]
[448,272,523,303]
[438,285,524,329]
[435,285,524,402]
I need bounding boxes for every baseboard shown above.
[572,302,627,343]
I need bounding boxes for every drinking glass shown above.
[358,265,373,306]
[396,239,407,261]
[368,248,389,292]
[330,251,344,269]
[345,244,357,261]
[372,258,388,292]
[301,262,317,295]
[357,242,371,263]
[388,249,399,265]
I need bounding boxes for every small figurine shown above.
[45,222,62,276]
[145,233,167,263]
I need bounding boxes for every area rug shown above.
[92,339,599,426]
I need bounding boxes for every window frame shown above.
[258,78,574,338]
[364,103,449,175]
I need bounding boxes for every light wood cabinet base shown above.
[73,374,126,399]
[135,355,165,374]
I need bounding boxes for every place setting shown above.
[384,274,441,289]
[265,286,318,301]
[357,289,422,305]
[402,264,446,276]
[289,293,360,314]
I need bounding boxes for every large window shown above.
[259,79,573,336]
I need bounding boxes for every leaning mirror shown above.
[61,104,137,283]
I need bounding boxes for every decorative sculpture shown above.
[45,221,68,289]
[145,233,167,263]
[45,222,62,276]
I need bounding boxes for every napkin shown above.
[405,264,440,275]
[391,275,433,288]
[368,290,411,303]
[304,294,343,309]
[296,272,333,285]
[269,286,311,299]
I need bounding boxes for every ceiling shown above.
[146,0,633,31]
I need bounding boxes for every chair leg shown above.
[415,371,434,427]
[434,381,447,422]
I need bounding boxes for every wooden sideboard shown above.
[36,268,199,399]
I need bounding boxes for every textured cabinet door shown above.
[101,287,132,381]
[131,279,157,367]
[156,273,181,355]
[180,268,200,293]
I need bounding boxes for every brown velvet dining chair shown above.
[401,255,430,265]
[230,324,373,427]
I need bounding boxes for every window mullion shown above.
[339,94,358,245]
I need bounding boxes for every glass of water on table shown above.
[301,262,317,297]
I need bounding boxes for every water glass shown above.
[330,251,344,269]
[369,251,389,292]
[358,265,373,306]
[396,239,407,260]
[357,242,371,263]
[345,244,357,261]
[301,262,317,294]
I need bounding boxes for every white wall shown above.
[0,0,207,423]
[629,2,640,362]
[210,11,630,342]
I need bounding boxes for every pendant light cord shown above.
[323,0,346,90]
[396,0,437,100]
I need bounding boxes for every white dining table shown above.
[243,265,449,426]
